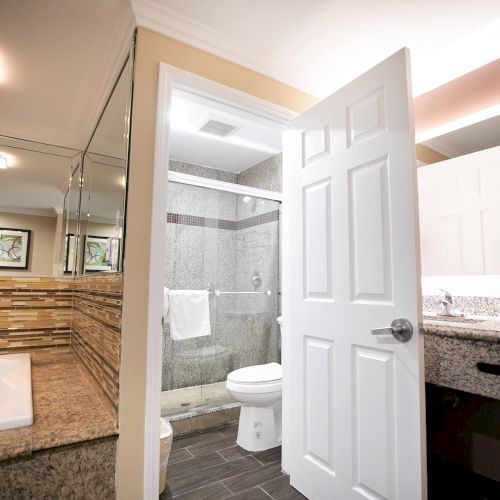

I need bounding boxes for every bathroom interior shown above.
[0,28,499,500]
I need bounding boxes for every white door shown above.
[282,49,425,500]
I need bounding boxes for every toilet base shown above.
[236,403,282,452]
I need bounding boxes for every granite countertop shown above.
[0,348,117,461]
[421,316,500,344]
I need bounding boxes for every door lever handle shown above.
[371,318,413,342]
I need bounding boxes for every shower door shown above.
[162,178,280,416]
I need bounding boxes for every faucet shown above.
[438,289,463,317]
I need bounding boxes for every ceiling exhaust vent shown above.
[199,119,240,137]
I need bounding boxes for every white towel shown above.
[165,289,211,340]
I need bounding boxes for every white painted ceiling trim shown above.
[163,63,297,125]
[131,0,321,98]
[0,206,59,218]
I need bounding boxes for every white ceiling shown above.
[133,0,500,98]
[169,89,283,172]
[0,0,134,150]
[423,114,500,158]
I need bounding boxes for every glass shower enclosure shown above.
[161,178,281,416]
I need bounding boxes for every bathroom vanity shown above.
[421,315,500,497]
[422,316,500,399]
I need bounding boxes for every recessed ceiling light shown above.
[0,155,7,169]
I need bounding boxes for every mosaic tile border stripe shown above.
[167,210,279,230]
[0,277,73,351]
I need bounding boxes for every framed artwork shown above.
[64,233,77,273]
[0,227,31,270]
[83,235,120,273]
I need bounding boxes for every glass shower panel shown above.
[162,180,280,416]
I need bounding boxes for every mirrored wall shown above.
[62,54,133,276]
[0,53,133,278]
[0,138,80,276]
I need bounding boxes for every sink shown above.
[0,353,33,431]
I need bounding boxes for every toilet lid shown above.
[227,362,282,384]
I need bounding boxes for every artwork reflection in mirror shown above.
[0,137,79,276]
[79,55,132,275]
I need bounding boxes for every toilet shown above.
[226,317,283,452]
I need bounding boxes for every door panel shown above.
[283,48,424,500]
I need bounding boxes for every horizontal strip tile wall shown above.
[167,210,279,231]
[72,273,123,424]
[0,277,73,351]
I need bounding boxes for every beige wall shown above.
[117,27,316,499]
[0,212,58,276]
[415,144,449,165]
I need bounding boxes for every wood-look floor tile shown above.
[216,421,239,437]
[165,456,261,498]
[172,430,223,451]
[217,445,251,462]
[222,461,283,494]
[253,446,281,465]
[228,487,271,499]
[162,481,231,500]
[168,452,226,478]
[169,448,193,465]
[260,475,308,499]
[186,434,239,457]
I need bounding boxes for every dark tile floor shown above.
[161,421,307,499]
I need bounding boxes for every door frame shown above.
[144,62,295,498]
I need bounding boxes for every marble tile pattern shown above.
[163,161,281,396]
[0,436,117,499]
[0,348,116,462]
[161,421,306,499]
[72,273,123,424]
[170,160,238,183]
[0,277,73,351]
[422,318,500,344]
[237,153,282,193]
[424,333,500,400]
[423,294,500,317]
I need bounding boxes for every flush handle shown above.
[371,318,413,342]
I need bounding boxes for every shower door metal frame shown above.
[144,61,294,499]
[168,170,283,202]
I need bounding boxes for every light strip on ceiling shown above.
[415,103,500,144]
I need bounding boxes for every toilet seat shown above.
[227,363,282,394]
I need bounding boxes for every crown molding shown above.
[131,0,321,98]
[0,206,58,218]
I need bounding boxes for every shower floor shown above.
[161,381,232,416]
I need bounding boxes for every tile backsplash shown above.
[423,294,500,317]
[72,274,122,423]
[0,274,123,426]
[0,277,73,350]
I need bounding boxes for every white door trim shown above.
[144,62,293,499]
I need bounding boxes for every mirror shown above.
[78,55,133,274]
[0,137,79,276]
[417,114,500,284]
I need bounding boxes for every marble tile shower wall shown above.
[163,159,281,391]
